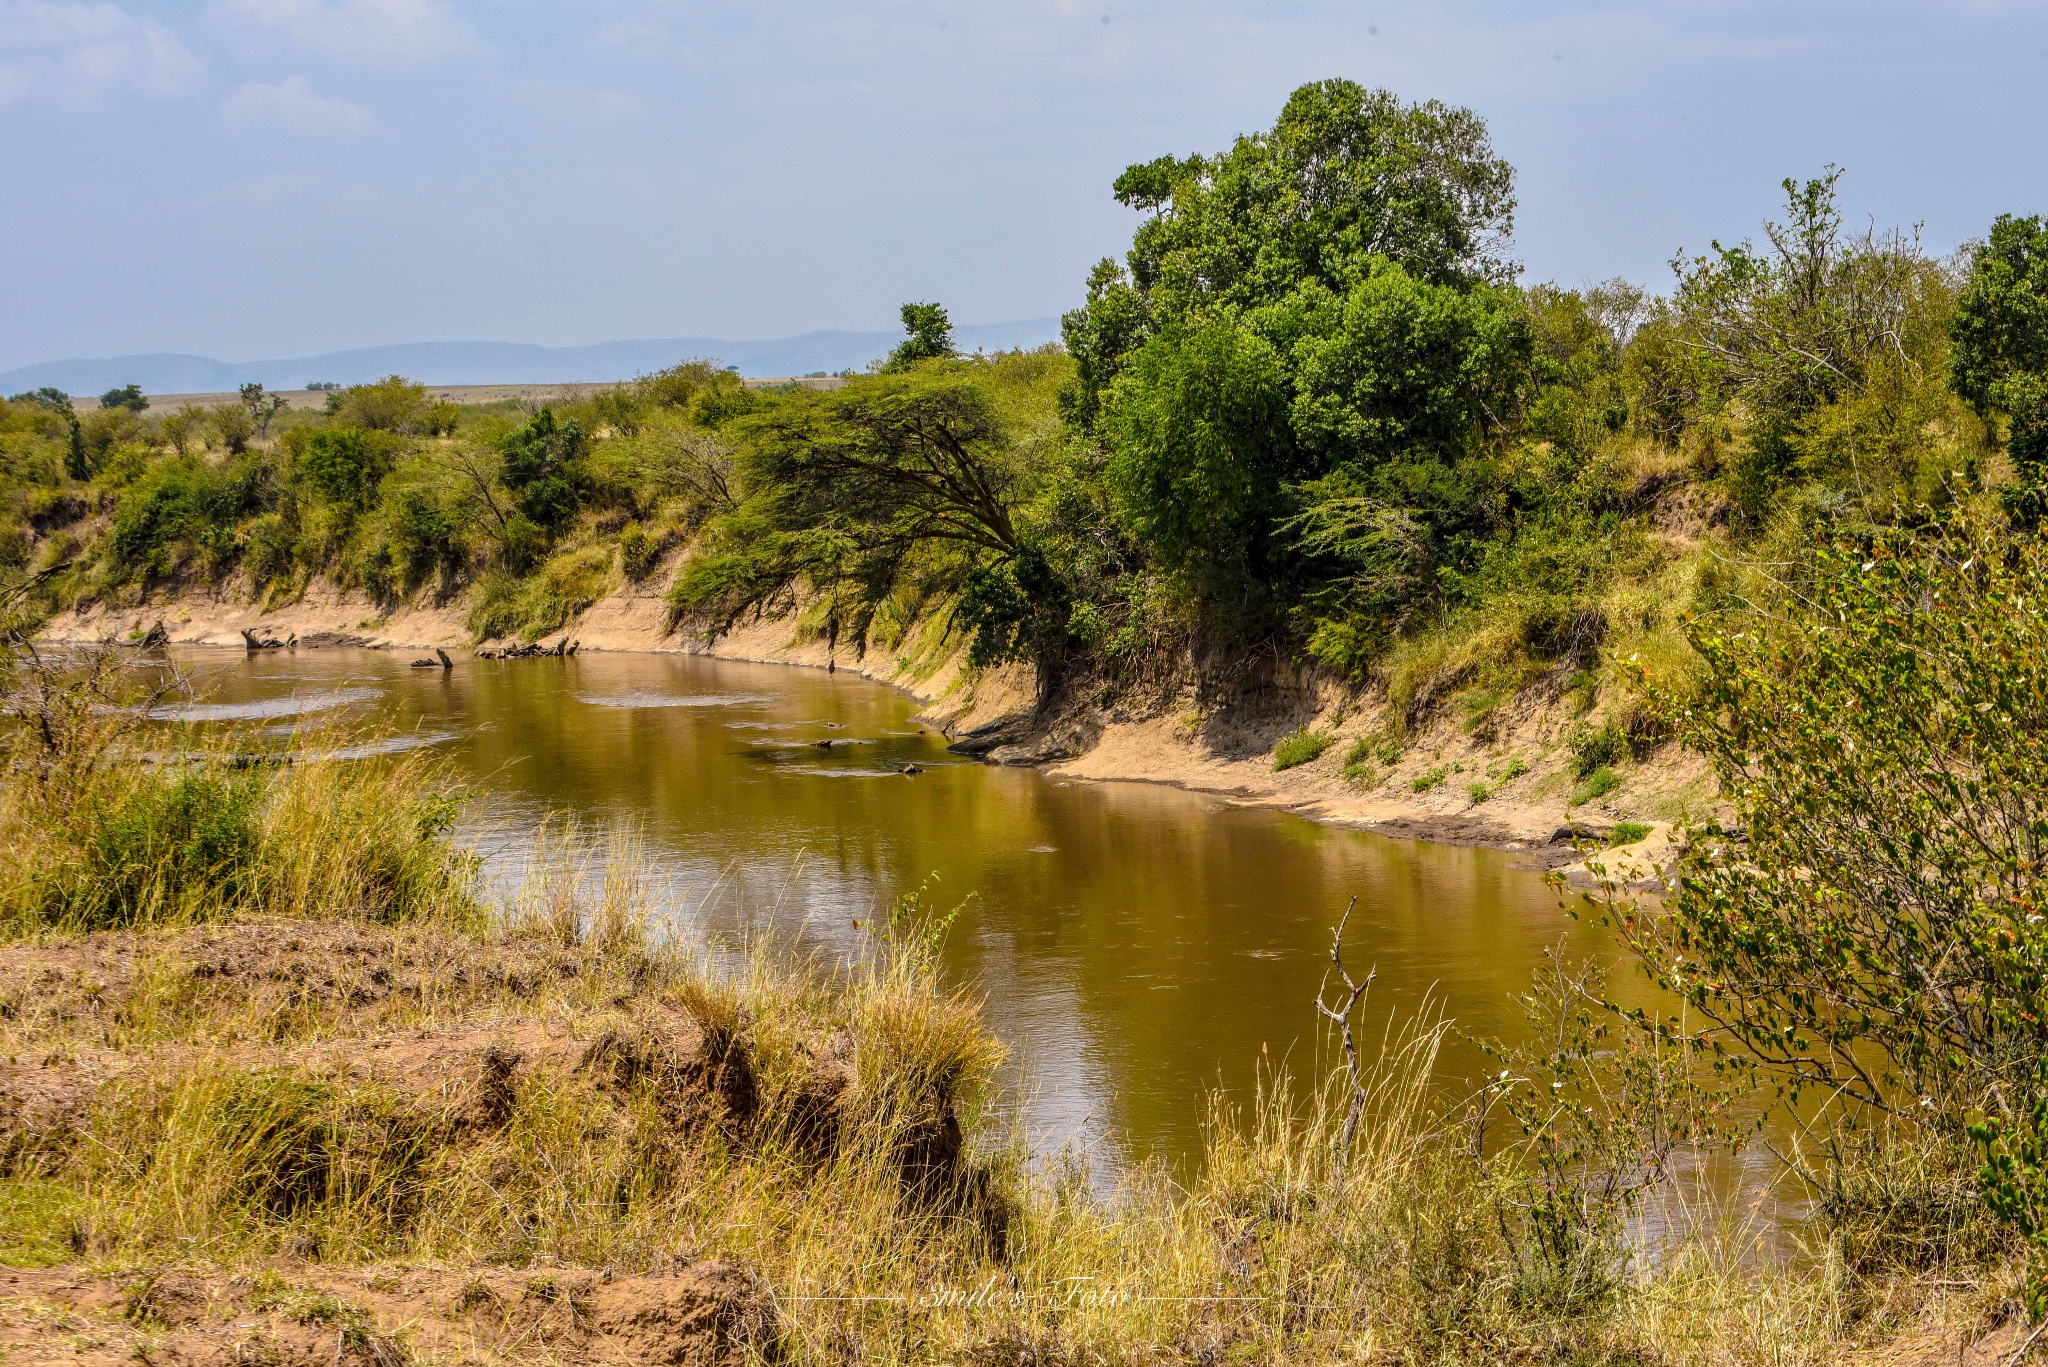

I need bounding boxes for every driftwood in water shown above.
[139,620,170,649]
[241,628,288,651]
[410,648,455,670]
[473,638,580,661]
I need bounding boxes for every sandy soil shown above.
[39,572,1713,876]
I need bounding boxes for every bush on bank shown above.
[0,643,475,936]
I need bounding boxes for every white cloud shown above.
[0,2,204,106]
[222,73,374,133]
[214,0,474,65]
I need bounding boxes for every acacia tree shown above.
[674,362,1055,676]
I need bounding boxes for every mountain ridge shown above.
[0,320,1064,396]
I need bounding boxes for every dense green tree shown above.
[8,388,73,416]
[1099,317,1295,587]
[1284,265,1532,470]
[1951,214,2048,523]
[1063,78,1516,428]
[301,428,373,508]
[498,407,588,535]
[99,384,147,413]
[882,302,955,372]
[1065,79,1529,647]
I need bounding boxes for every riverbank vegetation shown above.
[6,73,2048,1359]
[1,557,2044,1362]
[1,83,2029,775]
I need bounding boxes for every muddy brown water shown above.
[165,645,1658,1176]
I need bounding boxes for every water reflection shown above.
[166,645,1626,1174]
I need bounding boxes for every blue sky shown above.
[2,1,2045,371]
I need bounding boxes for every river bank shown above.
[0,761,2014,1367]
[39,575,1709,878]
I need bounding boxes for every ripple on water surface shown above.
[575,691,771,709]
[318,730,466,760]
[148,686,380,722]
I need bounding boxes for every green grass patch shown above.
[1466,781,1491,804]
[1341,738,1379,786]
[1273,730,1336,771]
[1569,766,1623,807]
[1411,765,1449,792]
[0,1181,82,1266]
[1568,722,1625,777]
[1609,821,1652,846]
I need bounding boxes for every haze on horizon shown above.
[2,0,2044,376]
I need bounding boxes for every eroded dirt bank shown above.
[39,579,1708,873]
[0,914,979,1366]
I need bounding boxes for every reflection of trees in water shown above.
[167,645,1597,1175]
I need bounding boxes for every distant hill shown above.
[0,320,1065,397]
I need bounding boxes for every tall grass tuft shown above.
[0,644,478,935]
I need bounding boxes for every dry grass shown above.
[0,643,478,936]
[0,651,2031,1365]
[0,870,2028,1365]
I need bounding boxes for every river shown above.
[166,644,1631,1175]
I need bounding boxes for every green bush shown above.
[1467,780,1491,804]
[1411,765,1449,792]
[109,458,270,575]
[618,523,659,581]
[301,428,372,508]
[388,489,459,591]
[1567,722,1624,777]
[1272,729,1335,771]
[82,773,263,929]
[1610,518,2048,1263]
[1569,767,1622,806]
[1341,737,1378,785]
[1608,821,1650,846]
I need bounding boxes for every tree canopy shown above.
[883,302,955,372]
[1065,79,1529,640]
[1952,214,2048,520]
